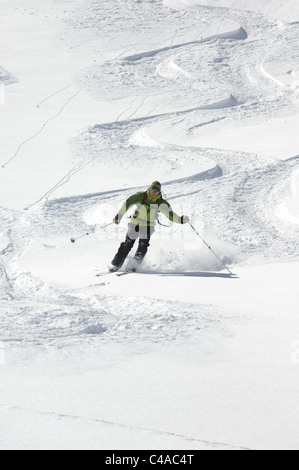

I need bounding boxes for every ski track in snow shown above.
[1,0,299,450]
[0,404,250,450]
[0,402,249,450]
[1,90,82,169]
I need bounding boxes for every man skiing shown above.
[110,181,190,272]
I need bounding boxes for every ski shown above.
[96,260,138,277]
[95,269,136,277]
[116,270,136,277]
[95,270,117,277]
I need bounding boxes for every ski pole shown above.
[70,232,90,244]
[189,222,234,275]
[70,222,113,244]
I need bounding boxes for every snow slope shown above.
[1,0,299,450]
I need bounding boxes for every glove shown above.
[113,215,120,225]
[181,215,190,224]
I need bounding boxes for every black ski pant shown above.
[111,223,155,269]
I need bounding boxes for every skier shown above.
[110,181,190,272]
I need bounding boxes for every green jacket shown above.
[117,188,183,227]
